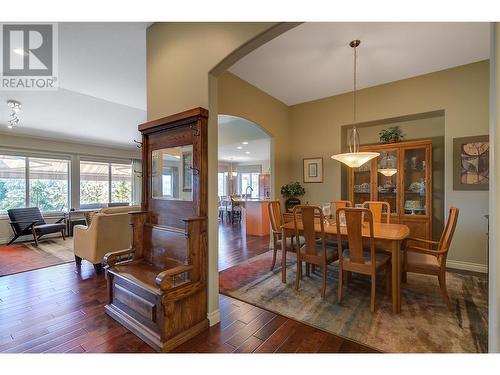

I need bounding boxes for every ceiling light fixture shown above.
[237,146,243,150]
[13,48,26,56]
[331,40,379,168]
[242,141,249,145]
[245,151,250,155]
[378,152,397,177]
[6,100,22,129]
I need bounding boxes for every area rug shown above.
[219,251,488,353]
[0,238,75,277]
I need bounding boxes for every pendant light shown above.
[331,40,379,168]
[378,152,397,177]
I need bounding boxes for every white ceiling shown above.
[0,22,147,149]
[229,22,490,106]
[218,115,270,163]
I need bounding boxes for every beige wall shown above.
[289,60,490,269]
[146,22,287,326]
[218,72,289,199]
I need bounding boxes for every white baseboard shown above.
[206,309,221,326]
[446,259,488,274]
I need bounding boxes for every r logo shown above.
[2,24,53,76]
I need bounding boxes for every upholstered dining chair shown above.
[268,200,299,271]
[362,201,391,223]
[402,207,459,311]
[293,205,339,298]
[336,208,392,312]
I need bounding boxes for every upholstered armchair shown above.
[73,205,140,273]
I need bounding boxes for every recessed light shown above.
[13,49,26,56]
[242,142,249,145]
[245,151,250,155]
[237,146,242,150]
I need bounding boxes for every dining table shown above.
[281,219,410,314]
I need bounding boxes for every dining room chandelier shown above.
[6,100,22,129]
[378,152,398,177]
[331,40,379,168]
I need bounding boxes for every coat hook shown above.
[134,169,143,177]
[190,167,200,176]
[133,139,143,148]
[189,125,200,136]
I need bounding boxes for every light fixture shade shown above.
[379,168,398,177]
[331,152,379,168]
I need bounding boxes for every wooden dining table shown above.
[281,219,410,314]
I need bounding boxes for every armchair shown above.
[7,207,66,246]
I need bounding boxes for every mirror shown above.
[152,145,193,201]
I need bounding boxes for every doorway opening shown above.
[217,114,272,272]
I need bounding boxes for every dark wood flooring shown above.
[0,222,378,353]
[218,221,270,271]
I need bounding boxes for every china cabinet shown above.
[348,140,432,239]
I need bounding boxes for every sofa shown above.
[73,205,140,273]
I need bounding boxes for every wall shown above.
[288,60,490,270]
[146,22,289,326]
[0,133,141,244]
[218,72,289,199]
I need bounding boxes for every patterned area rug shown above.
[219,251,488,353]
[0,238,74,277]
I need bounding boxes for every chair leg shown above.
[7,235,19,245]
[321,264,327,299]
[402,270,407,283]
[61,229,66,241]
[295,260,301,291]
[345,271,351,287]
[385,264,392,296]
[94,263,103,274]
[370,274,376,313]
[311,264,316,273]
[32,228,39,247]
[306,263,310,277]
[337,264,343,303]
[270,236,278,271]
[438,272,453,311]
[75,255,82,265]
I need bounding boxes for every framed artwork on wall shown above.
[303,157,323,183]
[453,135,489,191]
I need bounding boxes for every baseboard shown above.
[446,259,488,274]
[206,308,220,326]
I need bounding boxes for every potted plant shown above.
[280,182,306,212]
[379,126,404,144]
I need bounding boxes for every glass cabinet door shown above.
[352,160,373,206]
[376,150,398,214]
[402,147,428,216]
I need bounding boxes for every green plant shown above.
[280,182,305,199]
[379,126,404,143]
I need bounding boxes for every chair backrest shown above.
[336,208,375,266]
[268,201,283,234]
[330,200,351,215]
[437,207,459,259]
[362,201,390,223]
[8,207,46,234]
[293,205,326,258]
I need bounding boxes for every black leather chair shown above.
[7,207,66,246]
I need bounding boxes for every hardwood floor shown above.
[218,221,270,271]
[0,261,378,353]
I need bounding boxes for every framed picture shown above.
[453,135,489,191]
[182,150,193,192]
[303,157,323,183]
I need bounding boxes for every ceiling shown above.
[0,23,147,150]
[229,22,490,106]
[218,115,270,163]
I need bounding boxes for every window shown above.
[80,161,132,206]
[0,155,26,212]
[29,157,69,211]
[239,173,259,198]
[111,163,132,203]
[217,172,228,197]
[80,161,109,205]
[0,154,69,213]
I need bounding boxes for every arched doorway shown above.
[217,114,273,271]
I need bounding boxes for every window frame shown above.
[0,150,71,215]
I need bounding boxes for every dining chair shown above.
[230,196,242,224]
[293,205,339,298]
[402,207,459,311]
[268,201,298,271]
[362,201,391,223]
[336,208,391,312]
[330,200,352,218]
